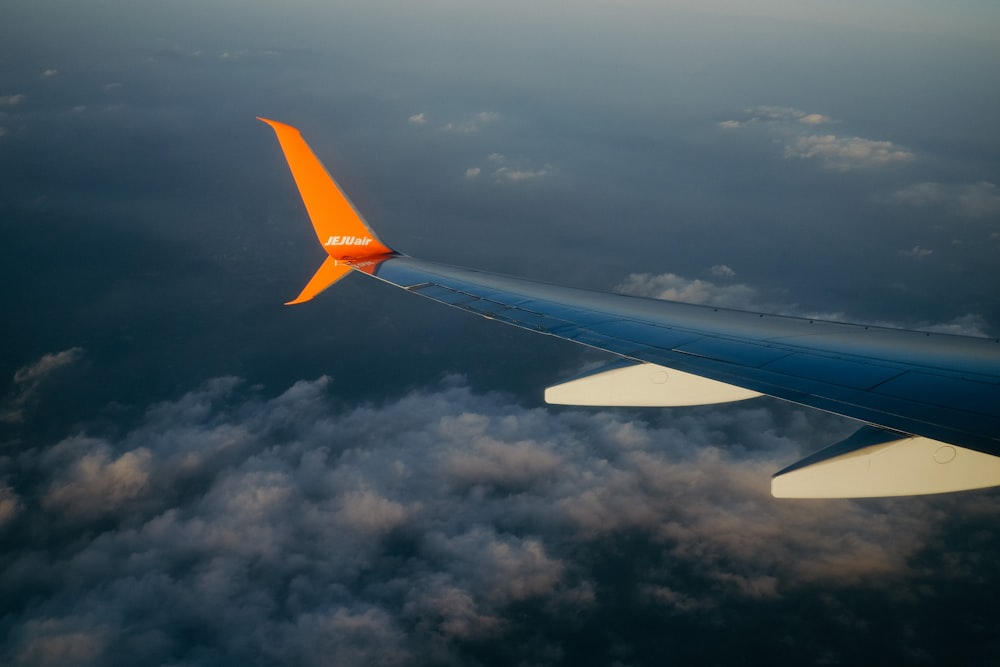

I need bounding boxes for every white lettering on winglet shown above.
[324,236,374,247]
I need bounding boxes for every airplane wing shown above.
[259,118,1000,498]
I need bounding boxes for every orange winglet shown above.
[258,117,393,260]
[285,256,353,305]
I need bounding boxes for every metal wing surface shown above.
[362,256,1000,457]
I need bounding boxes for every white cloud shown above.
[799,113,831,125]
[720,107,913,170]
[464,167,480,179]
[784,135,914,170]
[41,69,58,77]
[408,112,427,125]
[0,94,26,107]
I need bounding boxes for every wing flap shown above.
[772,426,1000,498]
[545,360,762,407]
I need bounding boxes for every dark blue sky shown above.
[2,1,999,665]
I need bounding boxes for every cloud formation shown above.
[5,372,996,665]
[784,134,915,170]
[615,272,763,309]
[718,106,833,129]
[441,111,500,133]
[1,348,83,424]
[886,181,1000,218]
[709,264,736,278]
[485,153,554,183]
[0,94,26,107]
[899,245,933,259]
[720,106,913,170]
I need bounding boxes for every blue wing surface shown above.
[359,256,1000,458]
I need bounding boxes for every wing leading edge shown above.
[259,118,1000,498]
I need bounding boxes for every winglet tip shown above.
[257,117,299,134]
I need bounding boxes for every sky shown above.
[2,1,1000,665]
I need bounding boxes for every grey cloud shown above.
[7,617,109,667]
[886,181,1000,218]
[441,111,500,133]
[0,483,21,526]
[13,348,83,385]
[42,440,152,519]
[444,434,562,491]
[911,313,990,338]
[615,272,763,309]
[0,94,26,106]
[1,348,83,424]
[3,375,995,665]
[899,244,933,259]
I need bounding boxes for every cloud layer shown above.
[3,370,999,665]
